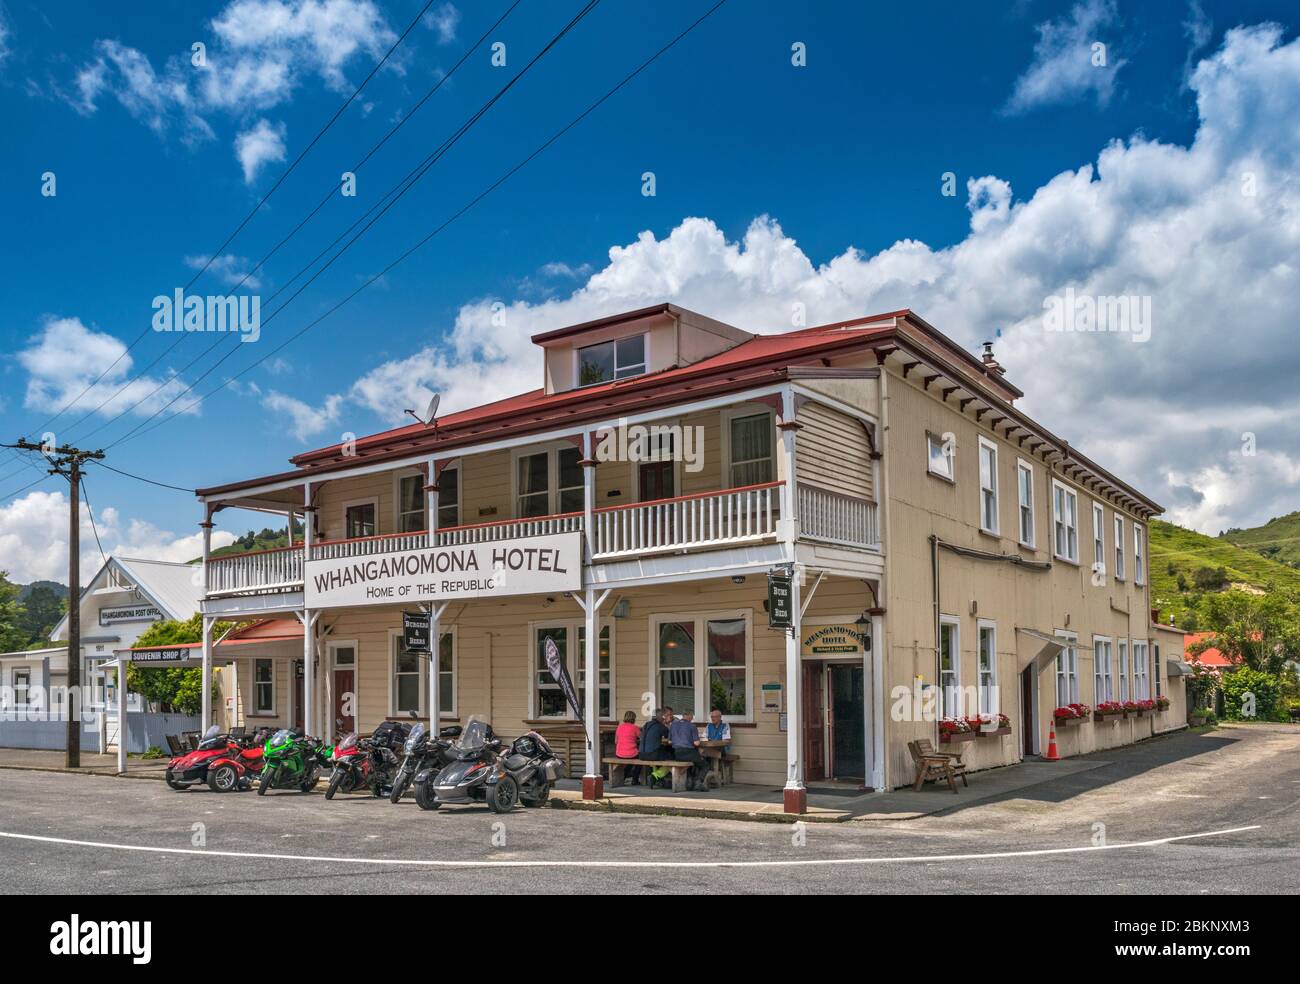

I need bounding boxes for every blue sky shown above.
[0,0,1298,581]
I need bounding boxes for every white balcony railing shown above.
[592,481,781,559]
[797,483,879,548]
[434,513,583,546]
[207,545,304,597]
[204,481,876,597]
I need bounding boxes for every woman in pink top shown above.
[614,710,643,785]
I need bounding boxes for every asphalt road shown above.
[2,724,1298,894]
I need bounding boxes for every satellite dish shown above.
[403,392,440,427]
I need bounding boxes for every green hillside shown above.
[1222,511,1300,568]
[1149,519,1300,628]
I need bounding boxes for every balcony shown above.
[205,482,877,598]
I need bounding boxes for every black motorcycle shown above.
[414,716,563,813]
[389,721,462,804]
[324,720,409,799]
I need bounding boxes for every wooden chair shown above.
[182,731,200,750]
[908,738,968,793]
[164,734,186,756]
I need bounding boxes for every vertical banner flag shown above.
[543,635,588,744]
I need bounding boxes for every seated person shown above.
[640,707,675,789]
[705,708,732,754]
[668,710,708,790]
[614,710,643,785]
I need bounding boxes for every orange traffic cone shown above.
[1044,722,1060,761]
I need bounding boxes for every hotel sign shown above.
[801,623,870,657]
[303,532,583,609]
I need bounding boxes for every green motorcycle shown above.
[257,729,332,795]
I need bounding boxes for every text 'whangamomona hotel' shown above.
[188,304,1187,810]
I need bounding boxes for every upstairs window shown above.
[397,474,424,533]
[438,467,460,529]
[1114,515,1126,580]
[1053,481,1078,562]
[1134,523,1146,585]
[1092,502,1105,577]
[927,432,955,482]
[345,501,376,539]
[577,334,646,385]
[1017,460,1035,547]
[978,438,999,534]
[728,412,774,487]
[516,447,584,518]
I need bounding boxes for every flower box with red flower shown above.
[1094,701,1126,721]
[938,717,977,744]
[1053,704,1090,725]
[1155,696,1171,711]
[1131,699,1156,717]
[969,713,1012,737]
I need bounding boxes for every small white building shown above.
[0,556,204,752]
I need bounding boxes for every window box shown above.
[939,730,978,745]
[1053,703,1090,725]
[967,713,1010,737]
[1093,701,1126,721]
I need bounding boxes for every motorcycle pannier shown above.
[370,721,408,749]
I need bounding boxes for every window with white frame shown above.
[978,438,999,534]
[1053,481,1078,561]
[1056,634,1079,707]
[254,659,274,714]
[1134,523,1146,585]
[390,630,455,718]
[1118,639,1129,702]
[652,612,751,720]
[344,499,377,538]
[577,334,646,385]
[397,473,424,533]
[977,620,997,714]
[1133,641,1149,700]
[1092,502,1105,577]
[1017,460,1035,546]
[516,446,583,518]
[1114,514,1126,580]
[1094,637,1113,703]
[532,622,612,720]
[727,412,774,487]
[939,616,960,718]
[927,432,954,482]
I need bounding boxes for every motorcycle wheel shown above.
[165,776,188,791]
[207,764,239,793]
[258,766,277,796]
[488,775,519,814]
[389,772,411,804]
[413,780,441,811]
[325,769,346,800]
[522,783,550,808]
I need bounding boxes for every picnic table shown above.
[697,739,738,788]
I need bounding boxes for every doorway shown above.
[803,661,867,781]
[293,660,304,732]
[1020,665,1039,757]
[331,643,357,736]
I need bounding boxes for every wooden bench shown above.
[164,734,186,756]
[908,738,968,793]
[602,757,694,792]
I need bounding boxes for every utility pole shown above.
[5,439,105,767]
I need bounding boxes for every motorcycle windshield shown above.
[335,733,358,755]
[404,723,425,753]
[267,729,292,751]
[455,716,491,755]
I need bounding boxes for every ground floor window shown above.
[254,659,274,713]
[977,620,997,714]
[531,621,612,720]
[390,629,456,718]
[938,616,960,717]
[652,611,751,721]
[1153,643,1162,699]
[1056,635,1079,706]
[1094,637,1113,703]
[1118,640,1129,702]
[1133,641,1149,700]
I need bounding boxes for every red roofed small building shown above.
[190,304,1179,807]
[1184,631,1235,676]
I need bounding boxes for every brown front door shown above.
[638,460,674,501]
[1021,666,1035,756]
[335,670,355,735]
[293,660,304,732]
[803,662,826,781]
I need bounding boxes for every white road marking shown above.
[0,826,1261,869]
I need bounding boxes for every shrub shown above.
[1219,668,1284,721]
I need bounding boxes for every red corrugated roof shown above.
[1185,632,1234,668]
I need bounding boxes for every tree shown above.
[0,573,26,653]
[18,585,66,645]
[1185,592,1300,676]
[125,614,229,715]
[1192,566,1229,591]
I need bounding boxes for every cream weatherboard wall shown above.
[878,362,1159,787]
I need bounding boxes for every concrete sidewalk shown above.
[0,748,169,779]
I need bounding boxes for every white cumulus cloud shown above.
[1005,0,1126,114]
[234,118,287,184]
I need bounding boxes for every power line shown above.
[48,0,526,447]
[98,0,606,449]
[88,459,194,494]
[5,0,441,449]
[0,472,55,506]
[80,477,108,566]
[110,0,731,452]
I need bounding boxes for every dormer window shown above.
[577,334,646,385]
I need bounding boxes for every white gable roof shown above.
[50,556,203,640]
